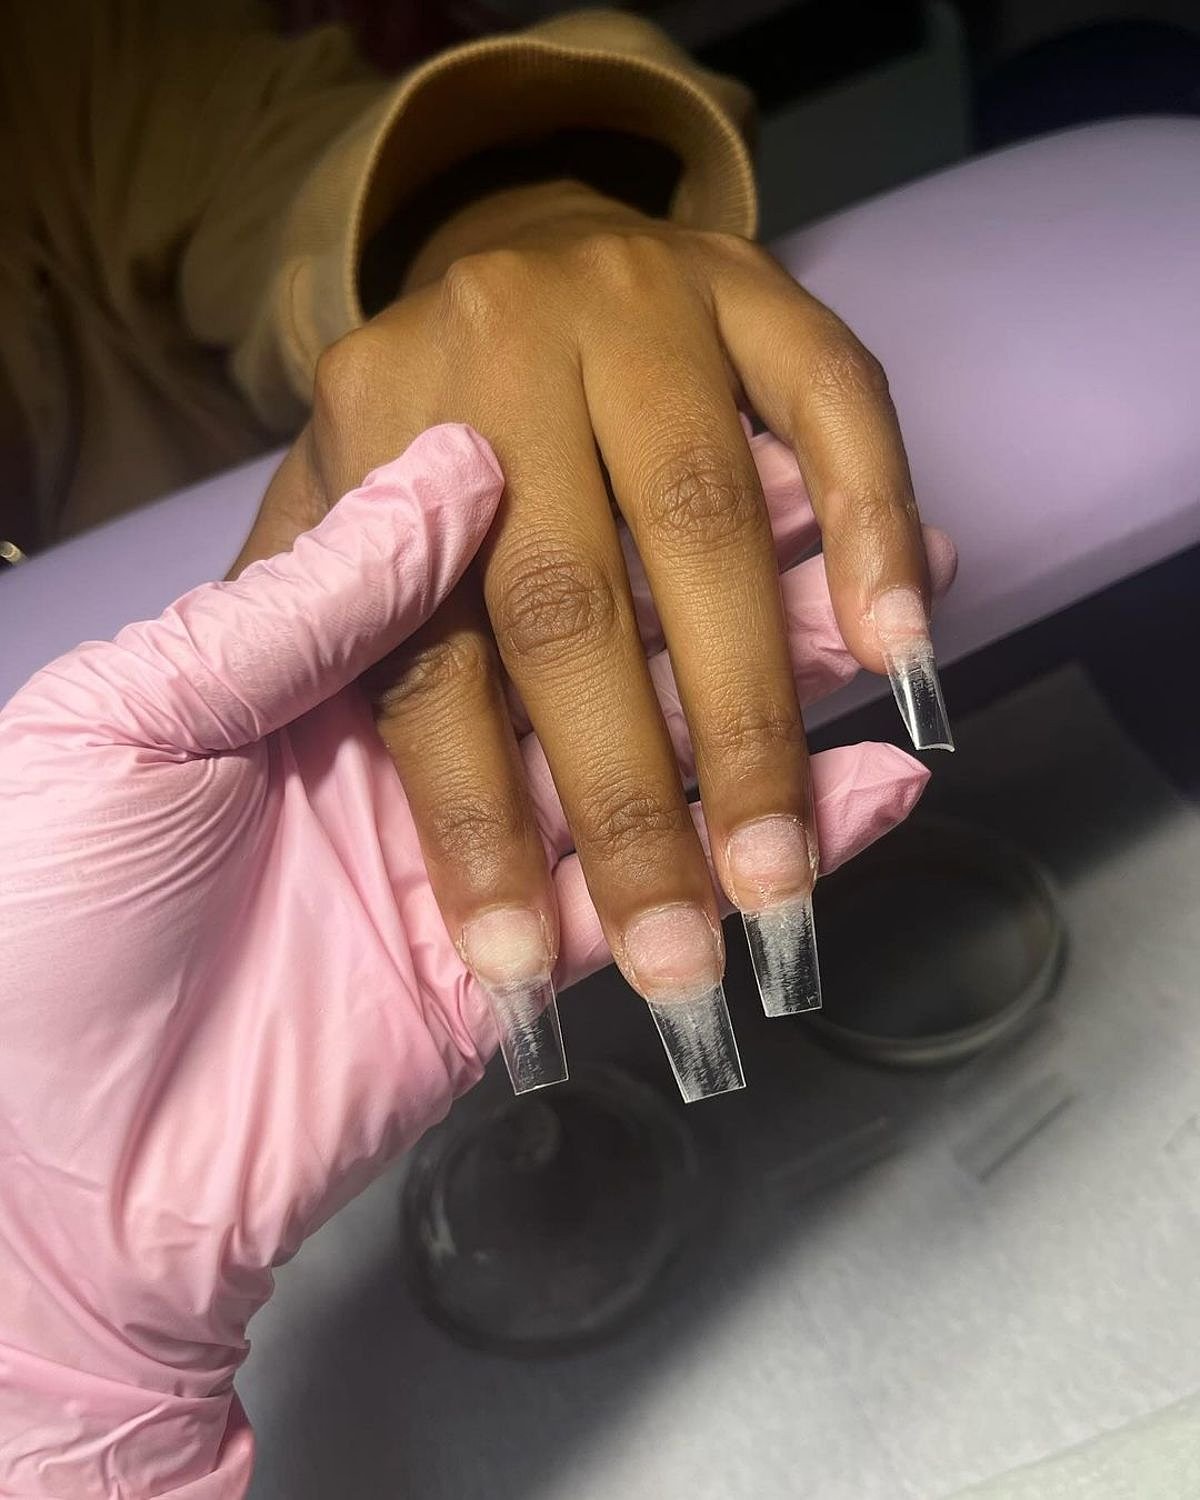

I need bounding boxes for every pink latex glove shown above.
[0,426,941,1498]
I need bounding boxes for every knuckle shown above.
[440,250,524,332]
[424,788,528,867]
[572,228,670,288]
[373,632,493,719]
[807,335,891,410]
[491,548,618,665]
[702,702,807,767]
[575,779,692,861]
[643,444,763,554]
[851,486,902,536]
[576,228,637,272]
[312,327,381,423]
[830,474,911,551]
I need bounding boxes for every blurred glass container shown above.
[810,815,1066,1067]
[400,1067,700,1355]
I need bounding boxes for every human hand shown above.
[0,426,931,1495]
[235,182,954,1097]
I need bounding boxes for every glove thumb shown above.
[39,425,503,752]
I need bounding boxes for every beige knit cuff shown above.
[239,26,757,429]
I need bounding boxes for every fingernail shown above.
[461,908,567,1095]
[725,816,822,1017]
[872,587,954,752]
[622,904,745,1103]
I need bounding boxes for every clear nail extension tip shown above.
[883,638,955,752]
[873,587,954,753]
[743,896,822,1017]
[483,977,569,1096]
[645,985,746,1104]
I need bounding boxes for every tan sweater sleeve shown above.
[186,9,759,431]
[0,2,755,540]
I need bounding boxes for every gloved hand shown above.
[0,426,941,1499]
[239,182,954,1091]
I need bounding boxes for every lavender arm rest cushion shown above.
[4,120,1199,715]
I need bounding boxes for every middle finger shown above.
[584,299,822,1018]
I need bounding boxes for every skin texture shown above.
[232,181,934,1003]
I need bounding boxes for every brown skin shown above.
[231,180,929,994]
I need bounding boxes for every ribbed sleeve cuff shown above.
[237,28,757,430]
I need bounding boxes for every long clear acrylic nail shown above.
[873,587,954,752]
[743,896,822,1017]
[461,907,567,1095]
[885,638,954,752]
[623,903,744,1102]
[482,976,568,1096]
[645,986,746,1103]
[725,816,821,1019]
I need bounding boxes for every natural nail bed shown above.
[725,814,814,907]
[622,902,723,1000]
